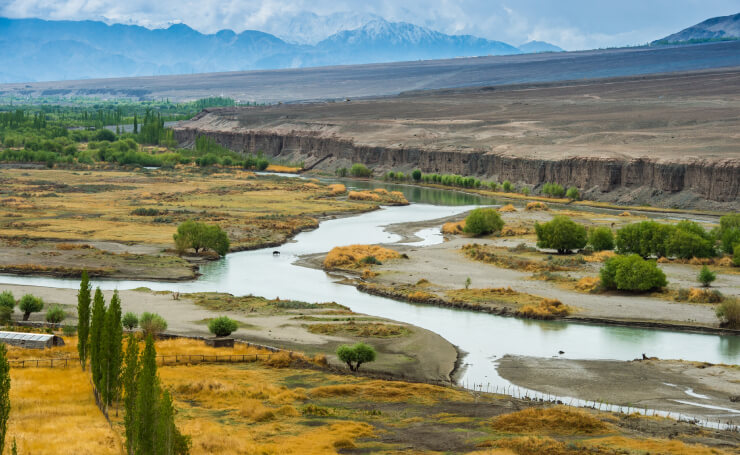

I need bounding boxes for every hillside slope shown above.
[655,12,740,43]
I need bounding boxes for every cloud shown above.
[1,0,738,49]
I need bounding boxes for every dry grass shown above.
[406,290,438,302]
[584,250,617,262]
[575,276,601,292]
[500,226,530,236]
[687,288,724,303]
[8,368,121,454]
[619,211,632,216]
[306,321,411,337]
[498,204,517,212]
[323,244,401,269]
[657,256,735,268]
[442,220,466,235]
[310,380,470,404]
[347,189,408,205]
[525,201,548,211]
[327,183,347,195]
[491,406,609,435]
[265,164,301,173]
[582,436,734,455]
[516,298,571,319]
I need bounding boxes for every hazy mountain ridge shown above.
[654,12,740,43]
[0,17,546,83]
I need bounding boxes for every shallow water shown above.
[0,180,738,391]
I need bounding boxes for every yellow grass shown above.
[306,321,410,337]
[498,204,517,212]
[575,276,601,292]
[265,164,301,173]
[618,211,632,216]
[687,288,724,303]
[525,201,548,211]
[327,183,347,195]
[584,250,616,262]
[500,226,530,236]
[517,298,571,319]
[582,436,733,455]
[310,379,470,404]
[491,406,609,435]
[347,190,408,205]
[323,244,401,269]
[8,368,121,454]
[442,220,466,234]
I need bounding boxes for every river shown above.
[0,176,738,414]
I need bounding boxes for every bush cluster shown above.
[464,208,505,236]
[600,254,667,292]
[534,216,587,254]
[616,220,715,259]
[588,227,614,251]
[173,220,230,256]
[542,183,565,197]
[350,163,373,178]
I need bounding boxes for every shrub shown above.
[140,312,168,338]
[18,294,43,321]
[502,180,513,192]
[208,316,238,337]
[335,167,348,177]
[359,256,382,265]
[173,220,230,256]
[566,187,580,200]
[588,227,614,251]
[718,214,740,254]
[716,298,740,328]
[525,201,548,211]
[616,221,674,258]
[463,208,504,236]
[412,169,422,181]
[0,307,12,325]
[542,183,565,197]
[698,266,716,287]
[600,254,667,292]
[350,163,372,178]
[735,244,740,267]
[94,129,116,142]
[534,216,587,254]
[122,312,139,330]
[45,304,66,323]
[336,343,377,371]
[62,325,77,336]
[0,291,14,310]
[521,187,530,196]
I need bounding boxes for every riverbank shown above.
[497,355,740,426]
[0,283,458,383]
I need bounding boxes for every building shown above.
[0,331,65,349]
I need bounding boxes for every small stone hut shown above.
[0,331,65,349]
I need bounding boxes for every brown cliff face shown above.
[172,126,739,206]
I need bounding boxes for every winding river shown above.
[1,177,738,412]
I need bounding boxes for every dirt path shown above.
[0,283,457,383]
[498,355,740,425]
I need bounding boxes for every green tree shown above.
[666,228,715,259]
[588,227,614,251]
[123,334,141,455]
[90,288,106,387]
[600,254,667,292]
[463,208,504,236]
[535,216,587,254]
[208,316,238,337]
[616,221,674,258]
[18,294,43,321]
[140,312,168,339]
[349,163,372,178]
[412,169,422,181]
[173,221,230,256]
[566,187,580,200]
[336,343,377,372]
[734,244,740,267]
[717,214,740,254]
[77,271,92,370]
[698,266,716,287]
[0,344,10,454]
[123,312,139,330]
[0,291,14,325]
[45,304,66,323]
[716,298,740,329]
[101,290,123,406]
[135,335,159,455]
[502,180,512,192]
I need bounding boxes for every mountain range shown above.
[0,17,564,83]
[654,12,740,44]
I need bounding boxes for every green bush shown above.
[359,256,382,265]
[62,325,77,337]
[502,180,513,192]
[698,266,716,287]
[0,291,14,310]
[534,216,587,254]
[521,187,530,196]
[463,208,504,236]
[18,294,44,321]
[336,342,377,371]
[717,214,740,254]
[122,312,139,330]
[139,312,168,338]
[600,254,667,292]
[45,304,66,323]
[173,220,230,256]
[542,183,565,197]
[350,164,372,178]
[335,167,348,177]
[588,227,614,251]
[566,187,580,200]
[734,244,740,266]
[666,223,715,259]
[616,221,673,258]
[208,316,238,337]
[412,169,422,181]
[0,307,12,325]
[716,298,740,328]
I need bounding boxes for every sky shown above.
[0,0,738,50]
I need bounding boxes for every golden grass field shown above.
[323,244,401,269]
[4,335,737,454]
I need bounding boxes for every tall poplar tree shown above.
[123,334,140,455]
[77,271,92,370]
[101,290,123,406]
[135,335,158,455]
[90,287,106,388]
[0,344,10,454]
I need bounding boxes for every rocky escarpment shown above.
[172,126,740,208]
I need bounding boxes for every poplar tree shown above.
[77,270,92,370]
[0,344,10,454]
[123,334,140,455]
[90,287,106,388]
[101,290,123,406]
[135,335,159,455]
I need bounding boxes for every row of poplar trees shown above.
[77,271,189,454]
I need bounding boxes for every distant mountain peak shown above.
[654,12,740,44]
[518,40,564,53]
